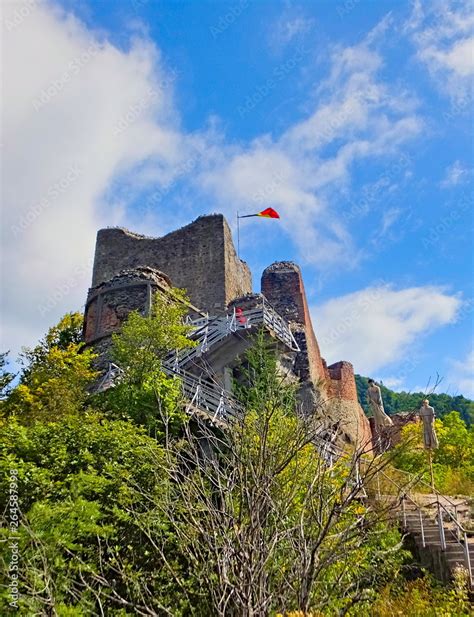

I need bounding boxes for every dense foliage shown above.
[2,313,97,423]
[0,352,15,399]
[355,374,474,426]
[0,413,172,614]
[100,289,194,435]
[390,410,474,497]
[0,297,471,615]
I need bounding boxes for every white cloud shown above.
[312,285,462,375]
[273,16,314,48]
[1,0,192,358]
[405,0,474,99]
[197,20,422,268]
[379,207,403,236]
[447,348,474,398]
[268,8,315,52]
[379,376,404,389]
[440,160,471,188]
[0,2,433,371]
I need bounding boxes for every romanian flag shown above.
[239,207,280,219]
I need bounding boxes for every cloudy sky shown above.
[2,0,473,396]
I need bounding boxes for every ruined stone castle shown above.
[83,214,372,447]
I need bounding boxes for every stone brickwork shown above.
[261,261,371,446]
[85,216,373,448]
[327,361,358,401]
[84,267,171,344]
[261,262,327,386]
[91,215,252,315]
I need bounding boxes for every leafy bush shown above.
[391,411,474,496]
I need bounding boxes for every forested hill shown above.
[355,374,474,426]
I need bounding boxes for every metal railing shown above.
[370,466,473,587]
[307,434,473,587]
[163,365,244,423]
[378,464,468,517]
[312,430,341,466]
[167,301,300,370]
[94,362,124,393]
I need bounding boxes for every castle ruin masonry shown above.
[84,214,371,447]
[92,214,252,315]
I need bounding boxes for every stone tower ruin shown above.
[91,214,251,314]
[83,214,371,447]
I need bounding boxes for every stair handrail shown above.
[342,456,466,555]
[316,437,467,521]
[374,467,472,586]
[163,364,244,422]
[437,500,473,586]
[371,468,448,558]
[382,465,468,510]
[166,303,300,371]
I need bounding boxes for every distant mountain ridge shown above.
[355,374,474,426]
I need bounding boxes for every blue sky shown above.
[2,0,473,397]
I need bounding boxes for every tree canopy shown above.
[0,298,471,615]
[355,374,474,426]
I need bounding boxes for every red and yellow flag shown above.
[239,208,280,219]
[257,207,280,219]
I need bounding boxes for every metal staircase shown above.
[373,468,473,588]
[95,300,300,425]
[93,301,346,462]
[166,300,300,371]
[163,364,244,423]
[309,437,473,588]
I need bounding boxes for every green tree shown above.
[0,298,202,615]
[4,314,97,422]
[0,352,15,400]
[142,331,410,616]
[111,289,194,386]
[19,312,84,381]
[100,290,195,435]
[0,412,193,615]
[391,411,474,495]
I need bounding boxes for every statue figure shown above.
[367,379,393,430]
[418,399,439,449]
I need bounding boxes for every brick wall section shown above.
[91,215,252,315]
[261,262,327,386]
[327,361,358,401]
[261,261,372,447]
[83,267,171,344]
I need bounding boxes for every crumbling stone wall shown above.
[91,215,252,315]
[327,361,359,401]
[261,261,371,447]
[261,262,327,386]
[84,216,373,448]
[84,267,171,344]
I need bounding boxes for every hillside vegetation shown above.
[0,300,472,615]
[355,374,474,426]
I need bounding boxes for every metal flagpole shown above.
[236,208,279,258]
[237,211,240,258]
